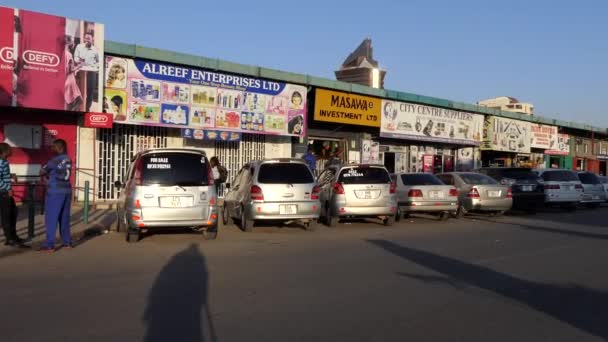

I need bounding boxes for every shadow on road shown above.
[368,239,608,340]
[143,243,216,342]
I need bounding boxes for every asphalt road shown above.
[0,206,607,342]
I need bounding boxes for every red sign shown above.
[423,154,434,173]
[84,112,113,128]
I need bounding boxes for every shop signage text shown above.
[182,128,241,142]
[313,89,381,127]
[530,124,558,150]
[84,112,113,128]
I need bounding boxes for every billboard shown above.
[380,100,484,145]
[0,6,104,111]
[313,89,381,127]
[104,56,307,137]
[481,116,531,153]
[530,123,558,149]
[545,133,570,156]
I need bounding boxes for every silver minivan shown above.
[222,159,320,231]
[115,149,219,243]
[533,169,583,210]
[317,164,397,227]
[577,172,606,208]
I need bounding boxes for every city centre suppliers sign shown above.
[481,116,531,153]
[545,134,571,156]
[104,57,307,137]
[530,124,558,149]
[313,89,381,127]
[0,6,104,111]
[380,100,484,145]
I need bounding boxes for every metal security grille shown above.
[96,124,168,200]
[214,133,265,196]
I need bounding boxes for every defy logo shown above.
[85,113,113,128]
[22,50,60,67]
[0,47,14,64]
[90,115,108,123]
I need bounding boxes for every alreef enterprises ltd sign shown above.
[313,89,381,127]
[380,100,484,145]
[481,116,531,153]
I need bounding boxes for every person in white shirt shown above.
[74,32,100,111]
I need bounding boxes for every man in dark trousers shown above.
[39,139,73,252]
[0,143,24,247]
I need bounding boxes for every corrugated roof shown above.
[105,40,608,135]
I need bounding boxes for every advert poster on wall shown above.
[530,124,558,150]
[481,116,531,153]
[544,133,571,156]
[104,57,307,137]
[0,6,104,111]
[380,100,484,145]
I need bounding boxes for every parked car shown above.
[114,148,219,243]
[576,172,606,208]
[477,167,545,213]
[317,164,397,227]
[391,173,458,221]
[436,172,512,217]
[600,176,608,202]
[222,158,320,232]
[533,169,583,210]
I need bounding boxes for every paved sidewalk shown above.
[0,204,117,258]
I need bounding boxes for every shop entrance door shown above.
[384,152,396,173]
[96,124,169,200]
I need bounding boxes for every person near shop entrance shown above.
[210,157,228,196]
[303,146,317,174]
[0,143,25,247]
[325,147,344,168]
[39,139,73,252]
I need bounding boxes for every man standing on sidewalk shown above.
[39,139,73,252]
[0,143,24,247]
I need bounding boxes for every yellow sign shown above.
[314,89,381,127]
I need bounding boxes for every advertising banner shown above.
[481,116,531,153]
[530,124,558,149]
[105,57,306,137]
[456,148,475,171]
[182,128,241,142]
[422,155,434,173]
[545,133,571,156]
[84,112,112,128]
[0,6,104,111]
[380,100,484,145]
[313,89,381,127]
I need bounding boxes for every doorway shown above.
[384,152,396,173]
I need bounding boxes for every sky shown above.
[3,0,608,127]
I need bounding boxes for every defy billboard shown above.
[0,7,104,112]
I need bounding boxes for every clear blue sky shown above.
[4,0,608,127]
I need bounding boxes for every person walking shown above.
[0,143,24,247]
[39,139,73,252]
[303,146,317,174]
[210,157,227,196]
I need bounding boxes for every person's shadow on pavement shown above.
[143,243,216,342]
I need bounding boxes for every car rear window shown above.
[140,153,209,186]
[338,167,391,184]
[257,163,314,184]
[401,174,444,186]
[541,171,579,182]
[459,173,498,185]
[501,169,538,180]
[578,173,600,185]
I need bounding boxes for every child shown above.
[290,91,303,109]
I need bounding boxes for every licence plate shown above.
[159,196,192,208]
[429,191,445,199]
[487,190,501,198]
[521,185,533,192]
[563,185,574,191]
[364,191,371,199]
[280,204,297,215]
[593,195,600,200]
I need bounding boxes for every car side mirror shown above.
[225,183,231,189]
[114,180,122,189]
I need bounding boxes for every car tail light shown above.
[408,189,423,197]
[467,187,481,198]
[506,188,513,198]
[545,184,560,190]
[133,159,144,186]
[449,188,459,197]
[209,196,216,205]
[250,185,264,201]
[390,182,396,194]
[333,183,345,195]
[311,186,321,200]
[575,184,583,191]
[207,164,215,186]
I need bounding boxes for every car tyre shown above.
[126,229,140,243]
[222,205,233,226]
[203,225,219,240]
[395,208,402,222]
[383,216,395,227]
[325,204,338,227]
[241,207,254,232]
[115,210,123,232]
[455,205,467,219]
[304,220,318,232]
[438,212,450,221]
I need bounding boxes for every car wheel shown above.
[438,212,450,221]
[222,205,233,226]
[304,220,318,232]
[241,207,254,232]
[115,210,123,232]
[126,229,140,243]
[203,225,219,240]
[383,216,395,227]
[494,210,506,217]
[395,208,402,222]
[325,204,338,227]
[455,205,467,219]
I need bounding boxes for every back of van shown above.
[125,150,218,229]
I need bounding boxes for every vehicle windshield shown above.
[257,163,314,184]
[459,173,498,185]
[338,167,391,184]
[141,153,209,186]
[578,173,600,185]
[401,174,444,186]
[541,171,579,182]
